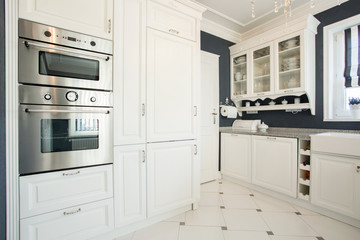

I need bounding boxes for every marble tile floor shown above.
[114,180,360,240]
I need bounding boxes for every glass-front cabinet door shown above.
[231,52,249,98]
[251,43,273,96]
[275,33,303,93]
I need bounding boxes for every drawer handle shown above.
[267,137,276,140]
[62,170,80,176]
[63,208,81,216]
[169,29,179,35]
[284,90,294,93]
[194,144,198,155]
[257,93,265,96]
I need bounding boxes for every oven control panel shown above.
[20,85,112,107]
[18,19,112,55]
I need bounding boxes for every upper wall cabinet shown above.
[230,15,319,115]
[19,0,113,40]
[147,1,197,41]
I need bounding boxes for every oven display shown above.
[67,36,77,42]
[41,119,99,153]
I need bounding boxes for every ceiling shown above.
[190,0,346,39]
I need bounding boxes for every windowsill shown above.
[323,118,360,122]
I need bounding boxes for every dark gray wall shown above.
[200,31,236,127]
[0,0,6,239]
[242,0,360,130]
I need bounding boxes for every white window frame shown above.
[324,14,360,122]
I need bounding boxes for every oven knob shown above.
[90,41,96,47]
[66,91,78,102]
[44,93,52,101]
[90,96,96,102]
[44,31,52,37]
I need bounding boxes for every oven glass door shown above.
[19,105,113,175]
[18,39,112,91]
[39,51,100,81]
[41,118,99,153]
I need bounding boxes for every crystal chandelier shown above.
[251,0,343,19]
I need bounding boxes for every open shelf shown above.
[298,139,311,201]
[238,103,310,112]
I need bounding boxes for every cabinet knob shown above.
[357,166,360,173]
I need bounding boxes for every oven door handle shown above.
[24,108,111,114]
[23,40,111,61]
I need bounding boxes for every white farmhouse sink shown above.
[311,132,360,157]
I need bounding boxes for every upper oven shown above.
[18,19,113,91]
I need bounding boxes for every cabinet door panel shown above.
[113,0,146,145]
[147,1,196,41]
[114,145,146,227]
[20,165,113,219]
[221,133,251,183]
[19,0,113,39]
[147,141,194,217]
[252,136,297,197]
[311,154,360,219]
[20,199,114,240]
[274,31,304,94]
[147,29,196,142]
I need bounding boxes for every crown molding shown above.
[240,0,349,41]
[200,17,241,43]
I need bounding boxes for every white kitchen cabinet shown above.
[147,140,195,217]
[251,42,274,97]
[19,0,113,39]
[252,136,298,197]
[231,51,250,98]
[221,133,252,183]
[113,0,146,146]
[147,1,196,41]
[230,15,319,115]
[311,153,360,219]
[20,165,113,219]
[20,199,114,240]
[146,28,197,142]
[114,145,147,227]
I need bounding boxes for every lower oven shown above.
[19,85,113,175]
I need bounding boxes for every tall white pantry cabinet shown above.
[113,0,205,229]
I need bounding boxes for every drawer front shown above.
[147,1,196,41]
[20,198,114,240]
[20,165,113,219]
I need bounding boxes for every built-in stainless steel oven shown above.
[18,19,112,91]
[19,85,113,175]
[18,19,114,175]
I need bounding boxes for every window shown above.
[324,14,360,121]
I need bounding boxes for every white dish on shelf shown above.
[255,102,260,106]
[282,99,288,105]
[268,101,275,105]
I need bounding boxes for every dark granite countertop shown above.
[220,127,360,140]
